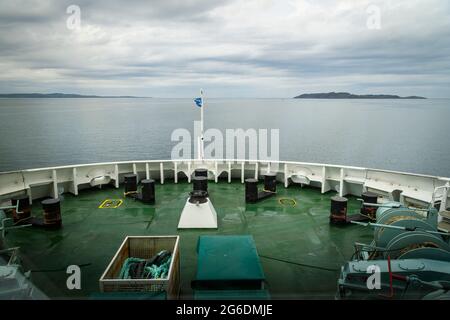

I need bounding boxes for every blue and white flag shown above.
[194,97,203,108]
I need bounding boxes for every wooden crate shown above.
[99,236,180,299]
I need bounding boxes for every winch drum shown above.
[383,231,450,259]
[376,218,435,248]
[374,207,423,240]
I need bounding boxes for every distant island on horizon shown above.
[0,92,428,99]
[0,93,147,98]
[294,92,426,99]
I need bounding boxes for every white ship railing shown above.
[0,159,448,210]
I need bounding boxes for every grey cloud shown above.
[0,0,449,97]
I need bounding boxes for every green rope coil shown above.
[118,251,172,279]
[119,257,143,279]
[144,257,172,279]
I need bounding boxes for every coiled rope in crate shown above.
[119,250,172,279]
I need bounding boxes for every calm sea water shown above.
[0,98,449,177]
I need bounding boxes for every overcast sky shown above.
[0,0,449,98]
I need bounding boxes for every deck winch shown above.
[440,210,450,233]
[338,258,450,299]
[337,202,450,299]
[0,247,37,299]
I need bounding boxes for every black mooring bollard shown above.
[360,192,378,219]
[330,196,348,224]
[263,173,277,193]
[41,198,62,229]
[193,176,208,193]
[194,168,208,178]
[141,179,155,204]
[245,178,258,203]
[124,174,137,194]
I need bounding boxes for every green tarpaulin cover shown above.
[195,235,265,282]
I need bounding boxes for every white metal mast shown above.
[199,88,204,160]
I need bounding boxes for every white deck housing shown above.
[177,198,218,229]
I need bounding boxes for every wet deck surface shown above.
[4,180,372,299]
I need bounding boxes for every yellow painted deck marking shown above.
[99,199,123,209]
[278,198,297,207]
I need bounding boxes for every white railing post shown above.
[174,162,178,184]
[321,166,329,194]
[145,163,150,180]
[73,167,78,196]
[228,161,231,183]
[188,162,191,183]
[339,168,345,197]
[52,169,58,199]
[160,162,164,184]
[215,161,218,183]
[241,162,245,183]
[132,163,138,182]
[114,164,119,188]
[284,163,288,188]
[27,188,32,205]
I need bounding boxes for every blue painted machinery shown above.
[337,202,450,299]
[0,205,44,299]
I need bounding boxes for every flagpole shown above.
[200,88,204,160]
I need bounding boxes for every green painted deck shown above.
[3,180,373,299]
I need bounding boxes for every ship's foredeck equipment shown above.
[0,247,34,299]
[0,158,447,299]
[99,236,180,299]
[26,198,63,229]
[329,193,379,224]
[123,174,156,204]
[360,192,378,219]
[0,204,44,300]
[11,195,31,224]
[192,235,269,300]
[194,168,208,178]
[178,169,217,229]
[439,210,450,233]
[338,258,450,299]
[140,179,156,204]
[0,203,32,239]
[338,202,450,299]
[245,173,277,204]
[41,198,62,229]
[329,196,348,224]
[124,174,138,197]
